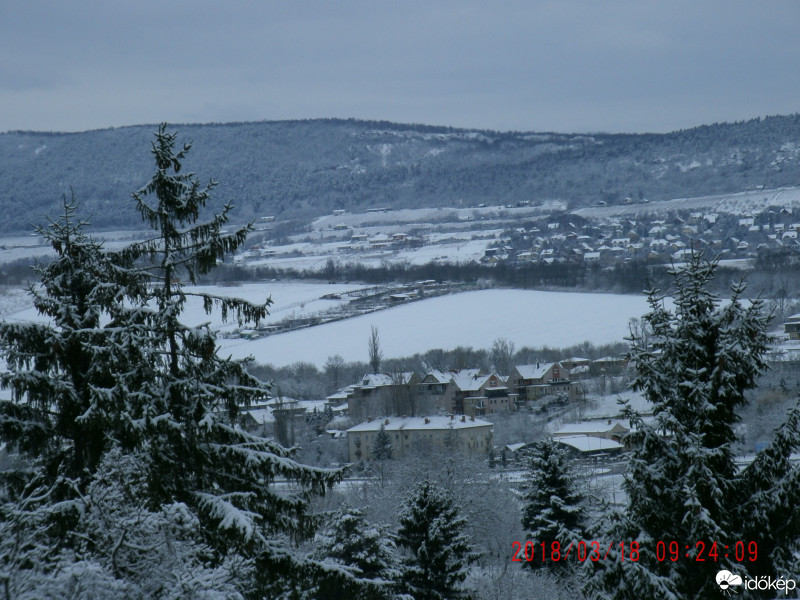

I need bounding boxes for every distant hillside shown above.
[2,116,800,234]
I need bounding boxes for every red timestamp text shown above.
[511,540,640,563]
[655,541,758,562]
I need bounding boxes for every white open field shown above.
[0,281,370,332]
[217,288,658,367]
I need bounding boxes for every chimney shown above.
[607,419,612,425]
[450,414,454,420]
[385,418,390,425]
[461,415,466,422]
[470,415,475,421]
[424,417,430,424]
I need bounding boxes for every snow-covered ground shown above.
[242,230,500,271]
[311,204,566,232]
[0,281,371,331]
[180,281,371,334]
[0,287,34,319]
[243,399,329,425]
[0,230,151,266]
[582,390,651,420]
[575,185,800,219]
[218,288,655,367]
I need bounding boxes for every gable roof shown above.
[421,370,453,385]
[556,435,624,453]
[552,420,629,436]
[449,369,488,392]
[514,362,559,380]
[358,372,417,388]
[360,373,394,388]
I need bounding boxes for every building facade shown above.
[346,415,494,461]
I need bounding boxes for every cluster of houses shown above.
[237,358,632,464]
[325,360,593,422]
[337,231,423,252]
[323,359,630,463]
[486,206,800,267]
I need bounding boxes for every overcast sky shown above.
[2,1,799,134]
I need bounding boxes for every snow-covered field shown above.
[575,185,800,219]
[218,288,655,367]
[0,281,372,331]
[582,390,650,420]
[242,230,501,271]
[311,204,566,232]
[180,281,370,333]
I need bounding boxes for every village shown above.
[495,204,800,267]
[239,357,633,471]
[230,194,800,276]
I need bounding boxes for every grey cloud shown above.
[2,0,800,133]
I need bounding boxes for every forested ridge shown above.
[2,115,800,233]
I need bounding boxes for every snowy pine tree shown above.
[75,449,247,599]
[585,253,796,599]
[0,449,247,600]
[521,438,586,570]
[0,126,358,598]
[308,506,399,600]
[396,479,477,600]
[373,423,393,460]
[0,197,150,491]
[116,124,348,594]
[0,473,132,600]
[735,403,800,581]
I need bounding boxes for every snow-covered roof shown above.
[505,442,527,453]
[358,372,415,388]
[422,370,453,384]
[449,369,487,392]
[556,435,624,453]
[553,420,629,436]
[347,415,493,433]
[515,363,556,380]
[244,408,273,424]
[326,389,352,401]
[359,373,394,387]
[242,399,329,424]
[563,356,590,364]
[592,356,624,363]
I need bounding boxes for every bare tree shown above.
[490,337,516,376]
[368,325,382,374]
[627,317,651,351]
[324,354,346,393]
[391,372,417,416]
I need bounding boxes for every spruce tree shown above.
[735,404,800,581]
[0,197,150,490]
[373,423,393,460]
[396,479,477,600]
[309,506,399,600]
[520,438,586,570]
[0,125,353,597]
[585,254,797,599]
[117,124,345,591]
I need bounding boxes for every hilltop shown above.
[2,116,800,234]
